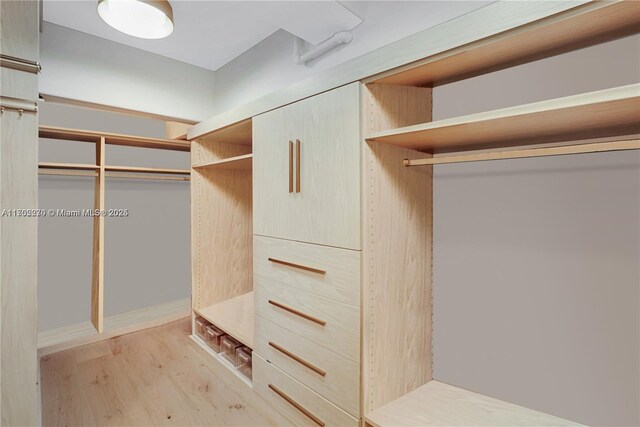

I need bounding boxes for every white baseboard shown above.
[38,298,191,356]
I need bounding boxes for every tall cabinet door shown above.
[253,83,361,250]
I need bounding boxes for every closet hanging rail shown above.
[105,165,190,175]
[1,96,38,115]
[39,162,99,170]
[404,140,640,167]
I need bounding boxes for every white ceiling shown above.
[43,1,491,72]
[44,0,363,70]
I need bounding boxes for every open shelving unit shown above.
[38,126,191,334]
[190,117,254,383]
[192,153,252,171]
[366,84,640,153]
[362,2,640,425]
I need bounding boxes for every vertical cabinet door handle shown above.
[295,139,301,193]
[289,140,294,193]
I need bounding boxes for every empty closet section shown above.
[38,125,190,334]
[362,1,640,425]
[190,118,254,382]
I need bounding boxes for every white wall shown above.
[39,22,217,122]
[39,3,491,122]
[432,35,640,427]
[38,103,190,331]
[210,1,491,115]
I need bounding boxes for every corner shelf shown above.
[366,84,640,153]
[194,291,254,348]
[192,154,252,171]
[365,381,582,427]
[196,118,252,146]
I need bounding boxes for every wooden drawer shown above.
[254,235,360,307]
[253,354,359,427]
[255,316,359,416]
[255,276,360,362]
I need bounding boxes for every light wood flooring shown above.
[40,318,289,427]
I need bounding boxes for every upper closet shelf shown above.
[39,126,191,152]
[195,292,254,348]
[365,381,583,427]
[193,154,252,171]
[368,0,640,86]
[366,84,640,153]
[197,119,252,146]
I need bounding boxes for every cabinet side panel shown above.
[362,84,434,413]
[1,0,39,424]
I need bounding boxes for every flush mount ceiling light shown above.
[97,0,174,39]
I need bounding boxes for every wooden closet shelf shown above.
[369,1,640,87]
[38,169,190,181]
[364,381,582,427]
[198,118,252,146]
[195,291,254,348]
[193,154,252,171]
[366,84,640,153]
[39,126,191,152]
[38,162,99,170]
[105,166,190,175]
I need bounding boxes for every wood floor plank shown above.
[40,318,290,427]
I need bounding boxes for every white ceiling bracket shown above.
[294,31,353,65]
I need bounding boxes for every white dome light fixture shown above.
[97,0,174,39]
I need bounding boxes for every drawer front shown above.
[253,354,359,427]
[255,316,359,416]
[254,235,360,307]
[255,276,360,362]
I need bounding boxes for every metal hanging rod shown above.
[0,54,41,74]
[403,140,640,167]
[0,96,38,115]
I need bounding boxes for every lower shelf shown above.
[190,334,252,388]
[364,381,583,427]
[195,291,254,348]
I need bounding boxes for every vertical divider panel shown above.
[362,83,434,413]
[91,137,105,333]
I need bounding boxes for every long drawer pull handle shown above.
[268,384,325,427]
[268,257,326,275]
[269,342,326,377]
[267,300,327,326]
[288,140,294,193]
[295,139,301,193]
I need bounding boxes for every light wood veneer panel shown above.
[255,316,359,416]
[191,140,253,311]
[254,235,360,307]
[255,276,359,362]
[253,354,359,427]
[362,84,434,413]
[365,381,583,427]
[195,291,254,348]
[253,83,361,250]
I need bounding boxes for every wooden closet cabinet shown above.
[253,83,361,250]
